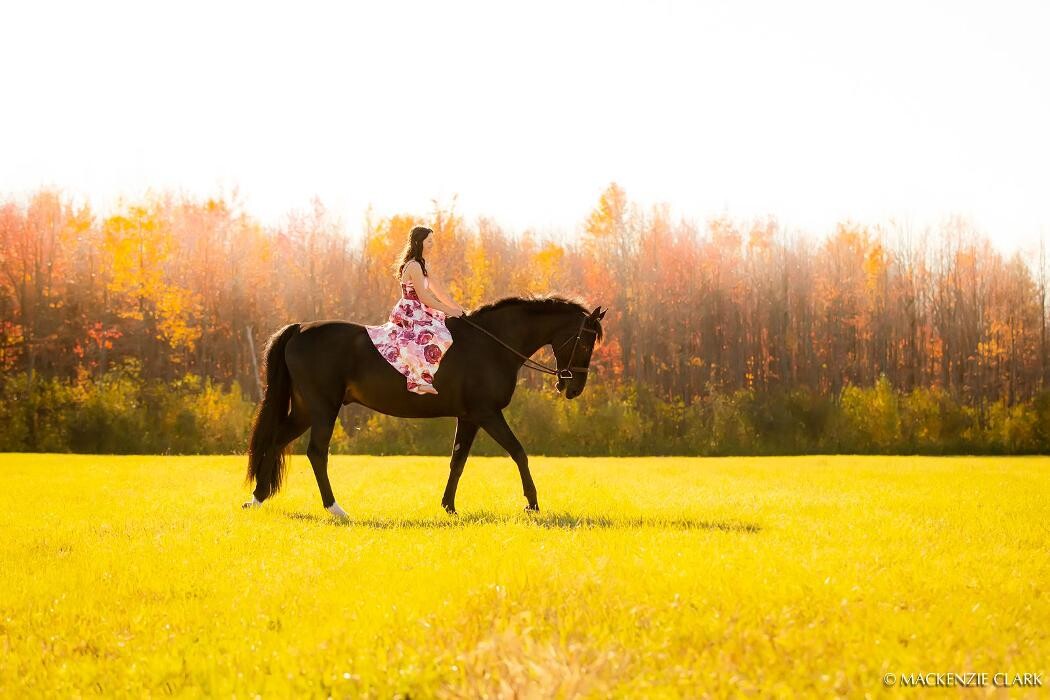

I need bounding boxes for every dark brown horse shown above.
[243,296,606,517]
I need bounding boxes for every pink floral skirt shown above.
[366,296,454,393]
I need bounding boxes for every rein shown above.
[456,312,598,381]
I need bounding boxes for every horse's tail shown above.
[245,323,300,499]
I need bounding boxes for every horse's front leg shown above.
[479,411,539,512]
[441,418,479,515]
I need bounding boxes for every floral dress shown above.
[365,275,454,394]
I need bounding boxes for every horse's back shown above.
[282,316,507,417]
[296,318,362,335]
[285,320,380,378]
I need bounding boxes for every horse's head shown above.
[553,305,606,399]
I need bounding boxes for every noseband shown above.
[457,312,599,381]
[550,313,599,381]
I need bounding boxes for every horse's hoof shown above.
[242,497,262,509]
[442,503,458,516]
[524,504,540,513]
[326,502,349,519]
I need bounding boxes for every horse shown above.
[243,295,606,517]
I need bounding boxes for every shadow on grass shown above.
[280,509,761,533]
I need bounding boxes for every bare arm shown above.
[403,262,462,316]
[427,275,463,311]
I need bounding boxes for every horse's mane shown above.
[468,294,603,342]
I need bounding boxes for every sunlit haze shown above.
[2,0,1048,249]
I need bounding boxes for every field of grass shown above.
[1,453,1048,697]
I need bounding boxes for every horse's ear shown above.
[590,305,602,319]
[597,306,607,320]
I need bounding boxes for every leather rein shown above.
[456,312,598,381]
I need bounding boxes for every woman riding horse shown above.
[244,225,606,518]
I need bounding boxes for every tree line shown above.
[1,184,1048,454]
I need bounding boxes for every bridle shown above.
[457,308,600,379]
[458,312,598,381]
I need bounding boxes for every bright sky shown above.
[1,0,1048,250]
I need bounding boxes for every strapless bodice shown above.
[400,276,427,301]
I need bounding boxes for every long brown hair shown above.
[395,226,432,279]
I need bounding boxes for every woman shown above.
[366,225,466,395]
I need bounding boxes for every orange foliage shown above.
[0,185,1046,407]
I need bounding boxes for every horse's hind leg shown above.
[441,419,479,515]
[479,411,539,512]
[306,406,347,518]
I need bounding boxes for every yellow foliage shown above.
[103,205,201,351]
[585,182,627,240]
[864,241,888,291]
[529,242,564,293]
[329,416,353,453]
[460,235,491,308]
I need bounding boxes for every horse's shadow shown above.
[281,509,761,533]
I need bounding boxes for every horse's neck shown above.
[477,304,568,357]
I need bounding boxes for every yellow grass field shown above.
[1,453,1047,697]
